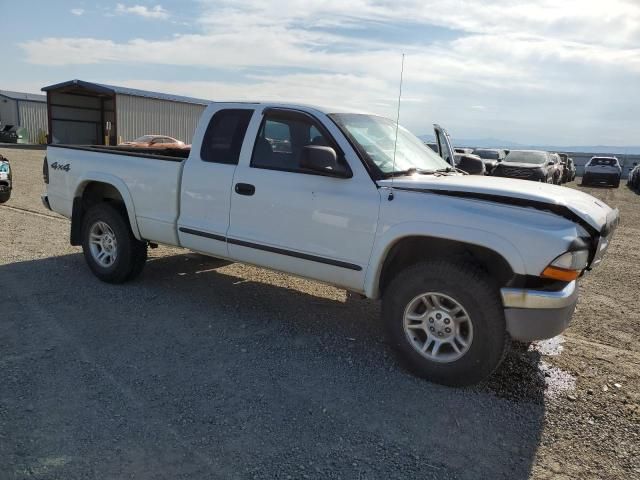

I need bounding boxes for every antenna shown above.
[390,53,405,200]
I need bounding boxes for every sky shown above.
[2,0,639,145]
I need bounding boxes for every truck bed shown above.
[45,144,187,246]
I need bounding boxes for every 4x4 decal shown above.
[50,162,71,172]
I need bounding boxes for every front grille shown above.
[500,167,535,179]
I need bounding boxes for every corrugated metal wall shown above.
[18,101,48,143]
[0,97,19,125]
[0,96,48,143]
[116,94,207,144]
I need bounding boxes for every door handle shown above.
[235,183,255,196]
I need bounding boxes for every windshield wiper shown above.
[384,167,436,178]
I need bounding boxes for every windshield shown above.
[329,113,451,176]
[589,158,617,166]
[473,149,500,160]
[133,135,155,143]
[504,150,548,165]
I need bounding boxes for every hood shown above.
[377,174,615,233]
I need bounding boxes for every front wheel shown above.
[382,260,509,387]
[81,203,147,283]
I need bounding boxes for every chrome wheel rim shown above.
[89,221,118,267]
[403,292,473,363]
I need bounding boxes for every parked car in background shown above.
[472,148,506,175]
[119,135,189,149]
[582,156,622,187]
[558,154,576,182]
[0,154,12,203]
[491,150,555,183]
[626,163,639,190]
[548,153,564,184]
[0,125,29,144]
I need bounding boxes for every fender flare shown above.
[73,172,142,241]
[363,221,526,299]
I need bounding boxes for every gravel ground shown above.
[0,147,638,479]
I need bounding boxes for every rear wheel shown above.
[382,260,509,387]
[81,203,147,283]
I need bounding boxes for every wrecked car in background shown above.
[491,150,555,183]
[472,148,506,175]
[0,154,12,203]
[118,135,189,149]
[583,156,622,188]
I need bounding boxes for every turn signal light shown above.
[541,266,581,282]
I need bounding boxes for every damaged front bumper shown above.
[500,207,619,342]
[501,281,578,341]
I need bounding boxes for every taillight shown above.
[43,156,49,184]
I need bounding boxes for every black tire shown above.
[81,203,147,283]
[382,260,509,387]
[613,179,620,188]
[0,193,10,204]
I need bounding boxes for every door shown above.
[177,107,255,258]
[434,124,455,167]
[227,107,380,291]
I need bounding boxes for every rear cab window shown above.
[201,109,254,164]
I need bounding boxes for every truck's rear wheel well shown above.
[70,182,128,246]
[378,236,515,297]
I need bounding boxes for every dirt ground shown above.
[0,147,638,479]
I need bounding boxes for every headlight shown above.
[541,250,590,281]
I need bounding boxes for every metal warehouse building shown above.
[0,90,48,143]
[41,79,210,145]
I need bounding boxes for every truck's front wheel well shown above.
[378,236,515,297]
[71,182,128,246]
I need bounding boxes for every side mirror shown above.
[547,160,554,166]
[300,146,350,177]
[457,155,485,175]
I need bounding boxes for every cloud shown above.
[70,8,84,16]
[115,3,169,20]
[16,0,640,144]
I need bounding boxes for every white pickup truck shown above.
[42,102,619,386]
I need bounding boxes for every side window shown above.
[200,109,254,164]
[251,112,337,172]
